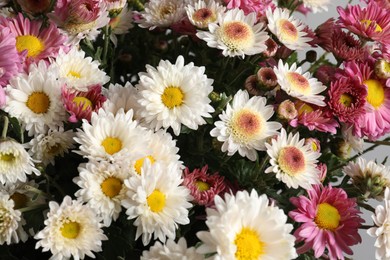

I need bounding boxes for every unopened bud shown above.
[277,100,298,121]
[375,59,390,79]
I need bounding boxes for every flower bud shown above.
[277,100,297,121]
[305,138,321,153]
[244,75,262,96]
[375,59,390,79]
[256,67,278,88]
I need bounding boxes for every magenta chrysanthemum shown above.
[182,165,228,207]
[337,2,390,45]
[0,13,67,69]
[225,0,276,18]
[289,185,364,260]
[0,26,22,87]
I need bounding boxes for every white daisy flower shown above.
[137,0,186,30]
[5,61,67,136]
[196,189,297,259]
[74,160,130,227]
[0,138,40,184]
[27,127,75,166]
[49,47,110,92]
[343,157,390,200]
[274,60,326,106]
[266,7,311,50]
[141,237,203,260]
[74,108,145,162]
[136,55,215,136]
[35,196,108,260]
[210,89,282,161]
[196,8,269,58]
[265,128,321,189]
[185,0,225,29]
[0,192,23,245]
[121,161,192,245]
[368,187,390,260]
[109,4,134,46]
[301,0,332,13]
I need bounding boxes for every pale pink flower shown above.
[225,0,276,18]
[0,26,22,87]
[289,185,364,260]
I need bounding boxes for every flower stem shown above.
[19,204,47,213]
[1,116,8,139]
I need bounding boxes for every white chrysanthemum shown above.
[136,55,215,136]
[301,0,332,13]
[105,0,126,11]
[210,89,282,161]
[343,157,390,200]
[102,82,141,118]
[265,128,321,189]
[27,127,75,166]
[35,196,107,260]
[49,47,110,92]
[137,0,186,30]
[0,139,40,184]
[74,160,130,227]
[5,61,67,136]
[0,192,23,245]
[141,237,203,260]
[186,0,225,29]
[74,108,145,162]
[121,162,192,245]
[196,189,297,259]
[368,187,390,260]
[109,4,134,46]
[196,8,269,58]
[266,7,311,50]
[274,60,326,106]
[341,123,363,153]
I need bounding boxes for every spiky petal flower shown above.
[196,189,297,259]
[0,26,22,87]
[210,89,282,161]
[0,192,23,245]
[290,185,364,260]
[225,0,276,18]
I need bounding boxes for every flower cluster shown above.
[0,0,389,259]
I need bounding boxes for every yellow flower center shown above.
[278,19,298,42]
[26,92,50,114]
[10,192,28,209]
[195,180,210,191]
[15,35,45,58]
[278,146,306,176]
[60,221,81,239]
[297,102,314,115]
[361,19,383,32]
[101,137,122,155]
[315,203,340,231]
[100,177,122,198]
[72,97,93,111]
[339,93,353,107]
[234,227,265,260]
[161,86,184,109]
[219,21,255,51]
[67,70,81,78]
[286,72,310,95]
[134,155,155,175]
[147,189,166,213]
[231,109,263,143]
[0,153,16,162]
[364,79,385,109]
[311,142,318,152]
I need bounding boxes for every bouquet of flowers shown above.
[1,0,390,259]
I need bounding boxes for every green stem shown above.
[258,154,270,174]
[43,171,66,197]
[19,204,47,213]
[364,139,390,146]
[359,224,374,230]
[102,26,110,68]
[1,116,8,139]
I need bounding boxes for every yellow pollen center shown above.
[72,97,93,111]
[0,153,16,162]
[15,35,44,58]
[219,21,254,51]
[383,61,390,73]
[297,103,314,115]
[339,93,353,107]
[147,189,166,213]
[231,109,262,143]
[234,227,265,260]
[195,180,210,191]
[193,8,216,27]
[278,146,306,176]
[101,137,122,155]
[161,86,184,109]
[286,72,310,94]
[361,19,383,32]
[60,221,81,239]
[278,19,298,42]
[26,92,50,114]
[134,155,155,175]
[100,177,122,198]
[364,79,385,109]
[10,192,28,209]
[315,203,340,231]
[311,142,318,151]
[67,70,81,78]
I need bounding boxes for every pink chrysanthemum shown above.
[327,76,367,123]
[0,13,67,69]
[182,165,229,207]
[315,65,336,85]
[0,26,22,87]
[289,185,364,260]
[225,0,276,18]
[343,60,390,140]
[337,2,390,45]
[290,102,339,134]
[62,84,107,123]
